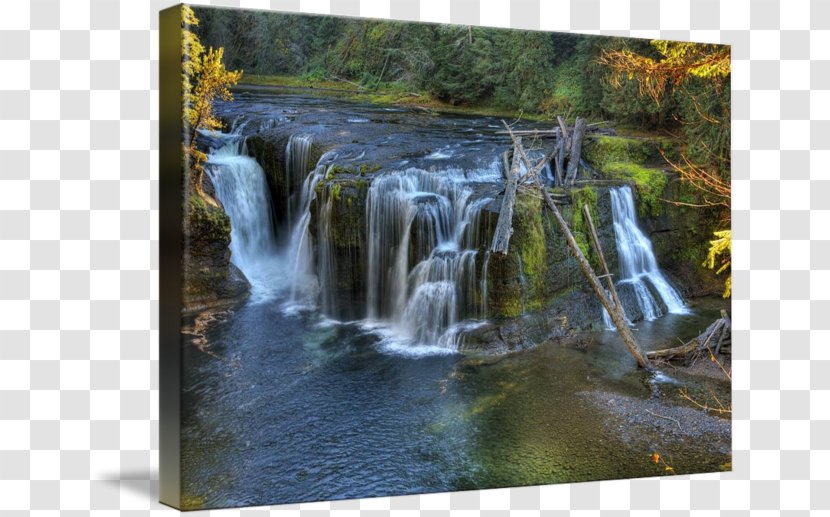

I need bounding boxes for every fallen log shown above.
[502,120,650,369]
[494,125,614,137]
[501,150,511,180]
[557,116,570,155]
[556,127,565,186]
[573,179,629,186]
[565,116,586,185]
[647,316,728,361]
[494,129,559,136]
[490,142,521,254]
[553,131,565,186]
[714,309,731,356]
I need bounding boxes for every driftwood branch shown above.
[647,315,729,361]
[501,120,650,369]
[645,408,682,431]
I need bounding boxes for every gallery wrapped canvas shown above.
[160,4,731,510]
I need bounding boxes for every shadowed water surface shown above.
[181,296,729,509]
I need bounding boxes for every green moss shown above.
[603,162,668,217]
[355,163,380,176]
[499,296,523,319]
[583,136,652,171]
[187,194,231,243]
[513,193,548,312]
[328,163,383,177]
[320,180,367,249]
[567,186,599,267]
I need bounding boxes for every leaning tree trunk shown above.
[583,203,624,314]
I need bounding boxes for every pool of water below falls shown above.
[180,293,730,509]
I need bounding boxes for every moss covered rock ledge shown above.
[182,178,250,315]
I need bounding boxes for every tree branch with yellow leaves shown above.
[181,5,243,194]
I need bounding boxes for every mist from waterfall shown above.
[606,186,687,325]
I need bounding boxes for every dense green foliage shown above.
[193,8,731,294]
[192,8,726,132]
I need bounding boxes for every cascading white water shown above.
[608,186,687,322]
[285,134,313,228]
[365,168,492,348]
[205,138,282,301]
[286,156,335,303]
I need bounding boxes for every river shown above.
[180,90,731,509]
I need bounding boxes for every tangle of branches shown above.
[598,42,730,105]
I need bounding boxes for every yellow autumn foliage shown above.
[600,41,730,104]
[704,230,731,298]
[181,5,242,191]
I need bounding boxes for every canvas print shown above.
[159,4,731,510]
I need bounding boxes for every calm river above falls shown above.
[180,90,730,509]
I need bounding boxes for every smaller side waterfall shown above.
[205,138,281,300]
[609,186,687,322]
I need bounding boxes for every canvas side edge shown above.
[158,3,185,510]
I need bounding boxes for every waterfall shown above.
[479,251,490,318]
[285,134,313,227]
[286,157,334,303]
[205,138,281,300]
[365,168,491,348]
[609,186,687,322]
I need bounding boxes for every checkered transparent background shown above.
[1,0,827,514]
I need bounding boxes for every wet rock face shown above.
[245,135,287,210]
[483,188,618,329]
[457,289,604,354]
[310,178,370,321]
[182,174,250,314]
